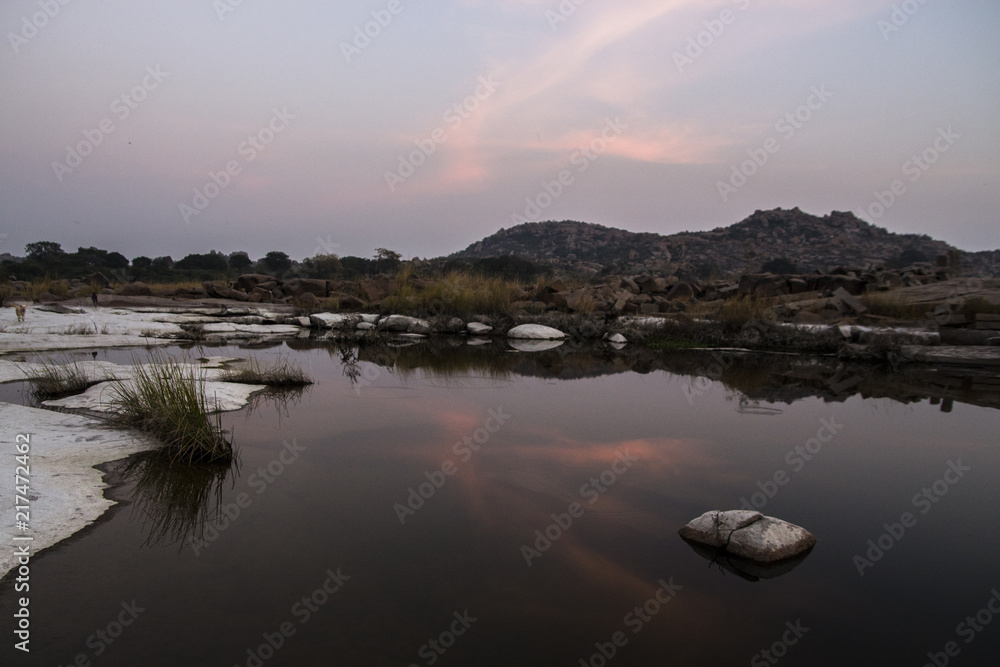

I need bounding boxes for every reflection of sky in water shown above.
[3,345,999,666]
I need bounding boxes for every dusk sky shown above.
[1,0,997,263]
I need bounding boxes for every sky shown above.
[1,0,998,263]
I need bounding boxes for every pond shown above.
[2,342,999,666]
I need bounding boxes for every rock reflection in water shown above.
[681,538,815,583]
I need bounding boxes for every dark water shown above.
[2,342,999,666]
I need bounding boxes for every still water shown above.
[2,342,999,666]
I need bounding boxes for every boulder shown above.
[608,333,627,344]
[118,282,152,297]
[507,324,567,340]
[309,313,358,329]
[679,510,816,563]
[468,322,493,335]
[229,289,250,302]
[295,292,319,307]
[83,272,110,288]
[379,315,428,333]
[360,276,394,302]
[619,277,640,294]
[408,319,432,335]
[666,282,695,302]
[338,295,365,310]
[203,281,232,299]
[283,278,328,299]
[234,274,276,292]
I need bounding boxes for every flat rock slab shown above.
[507,324,567,340]
[679,510,816,563]
[309,313,359,329]
[45,379,265,414]
[0,403,157,579]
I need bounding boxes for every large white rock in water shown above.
[679,510,816,563]
[507,324,567,340]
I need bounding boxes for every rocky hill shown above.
[451,208,995,278]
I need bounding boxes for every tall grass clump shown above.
[27,359,93,401]
[219,356,313,387]
[382,270,521,316]
[109,360,232,464]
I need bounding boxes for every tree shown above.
[373,247,401,274]
[263,251,292,275]
[175,252,228,272]
[25,241,64,261]
[151,256,174,272]
[302,254,342,279]
[105,252,129,270]
[131,256,153,271]
[229,251,252,272]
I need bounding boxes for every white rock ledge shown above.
[0,403,157,579]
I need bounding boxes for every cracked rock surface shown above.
[679,510,816,563]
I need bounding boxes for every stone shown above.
[792,311,825,326]
[831,287,867,314]
[234,274,276,292]
[338,295,365,310]
[506,324,567,340]
[620,277,640,294]
[283,278,328,299]
[608,333,627,344]
[203,281,232,299]
[408,319,432,335]
[666,282,695,301]
[356,322,375,331]
[679,510,816,563]
[83,272,110,288]
[468,322,493,335]
[361,276,394,302]
[309,313,358,329]
[294,292,318,307]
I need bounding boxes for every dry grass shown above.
[715,296,776,329]
[382,270,522,316]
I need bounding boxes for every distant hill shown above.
[450,208,996,278]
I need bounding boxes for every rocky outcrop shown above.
[679,510,816,563]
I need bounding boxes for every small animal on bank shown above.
[14,304,26,322]
[91,291,99,308]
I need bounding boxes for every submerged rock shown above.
[679,510,816,563]
[507,324,567,340]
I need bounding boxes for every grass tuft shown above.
[219,356,313,387]
[108,358,233,464]
[27,359,94,401]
